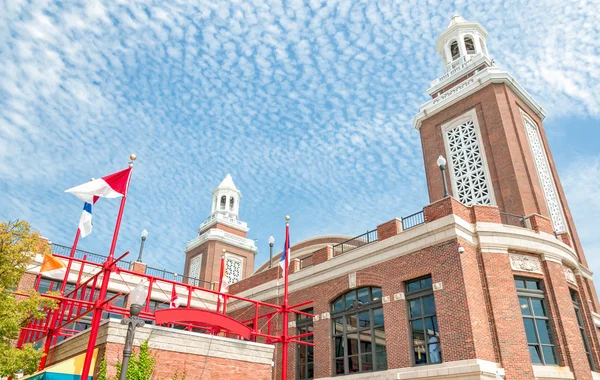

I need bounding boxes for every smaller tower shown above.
[210,174,241,220]
[183,174,257,289]
[436,14,489,70]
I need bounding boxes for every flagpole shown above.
[281,216,290,380]
[80,157,135,380]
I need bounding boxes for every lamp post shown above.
[437,155,449,198]
[268,235,275,268]
[136,229,148,262]
[120,282,146,380]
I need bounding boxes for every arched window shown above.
[450,40,460,60]
[479,37,488,56]
[464,36,475,54]
[220,195,226,210]
[331,287,386,375]
[229,196,235,212]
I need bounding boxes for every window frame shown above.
[330,287,387,376]
[515,277,558,366]
[405,276,442,366]
[296,308,314,380]
[571,290,595,370]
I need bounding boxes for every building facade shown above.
[227,16,600,380]
[21,15,600,380]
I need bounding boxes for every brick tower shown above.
[183,174,258,289]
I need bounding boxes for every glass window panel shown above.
[542,346,557,365]
[410,299,422,319]
[413,339,427,365]
[524,319,538,344]
[412,318,425,336]
[515,279,526,289]
[407,280,420,292]
[347,332,359,356]
[307,363,313,378]
[358,311,370,328]
[358,287,370,303]
[333,318,344,335]
[334,358,344,374]
[348,356,359,373]
[519,297,531,316]
[359,330,372,353]
[373,308,384,326]
[536,320,552,345]
[333,297,343,312]
[526,280,540,290]
[307,345,314,360]
[371,287,382,301]
[529,346,542,364]
[376,351,387,370]
[346,314,358,331]
[374,327,386,348]
[298,364,306,379]
[421,277,432,289]
[360,354,373,372]
[346,291,356,309]
[531,299,546,317]
[429,337,442,364]
[334,337,344,357]
[423,295,436,316]
[298,345,306,363]
[426,317,439,336]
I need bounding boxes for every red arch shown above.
[154,308,252,340]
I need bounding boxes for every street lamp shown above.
[120,282,146,380]
[136,229,148,262]
[268,235,275,268]
[437,155,449,198]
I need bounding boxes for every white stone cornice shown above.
[592,311,600,328]
[185,228,258,254]
[198,213,249,233]
[414,65,547,131]
[579,264,594,280]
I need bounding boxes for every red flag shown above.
[170,284,180,308]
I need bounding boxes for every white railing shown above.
[430,53,483,88]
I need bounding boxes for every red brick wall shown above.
[101,341,272,380]
[311,246,331,266]
[199,223,247,238]
[471,205,501,223]
[527,214,554,235]
[423,196,472,223]
[376,218,402,241]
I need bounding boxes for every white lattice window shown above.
[522,112,566,233]
[225,255,243,285]
[443,109,494,206]
[188,254,202,284]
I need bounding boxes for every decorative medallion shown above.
[510,254,542,274]
[564,266,576,285]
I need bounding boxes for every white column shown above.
[444,44,452,68]
[473,35,482,55]
[458,33,468,59]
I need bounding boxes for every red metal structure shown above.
[16,159,313,380]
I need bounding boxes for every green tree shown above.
[0,220,57,377]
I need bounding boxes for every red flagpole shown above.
[281,218,290,380]
[80,162,133,380]
[216,256,225,313]
[39,216,82,370]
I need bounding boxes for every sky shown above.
[1,0,599,280]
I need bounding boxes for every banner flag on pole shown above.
[78,200,97,238]
[279,222,290,276]
[65,167,132,203]
[40,252,67,280]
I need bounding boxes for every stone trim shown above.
[510,254,542,274]
[531,365,574,379]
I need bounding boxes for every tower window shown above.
[443,111,493,206]
[229,196,235,212]
[220,195,226,210]
[225,255,243,284]
[464,37,475,54]
[515,278,557,365]
[522,113,566,233]
[450,41,460,60]
[331,287,387,376]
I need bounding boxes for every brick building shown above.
[22,15,600,380]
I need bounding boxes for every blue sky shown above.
[1,1,599,279]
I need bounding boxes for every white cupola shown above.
[211,174,242,220]
[436,14,489,72]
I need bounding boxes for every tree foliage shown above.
[0,220,57,377]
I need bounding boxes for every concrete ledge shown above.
[316,359,503,380]
[532,365,574,380]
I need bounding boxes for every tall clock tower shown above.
[183,174,258,288]
[413,15,587,266]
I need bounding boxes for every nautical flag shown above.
[65,167,132,203]
[170,284,180,308]
[78,201,95,238]
[220,275,229,294]
[279,222,290,275]
[40,253,67,280]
